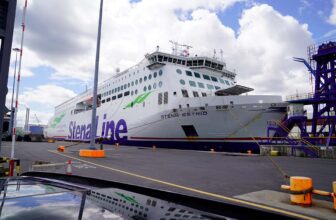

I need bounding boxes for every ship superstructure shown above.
[46,44,287,152]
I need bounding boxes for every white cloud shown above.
[328,0,336,25]
[19,85,76,107]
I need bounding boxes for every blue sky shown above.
[7,0,336,125]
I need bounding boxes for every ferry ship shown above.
[45,43,287,153]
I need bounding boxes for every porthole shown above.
[140,78,143,83]
[153,83,157,89]
[148,85,152,91]
[135,79,138,85]
[135,89,138,95]
[154,72,157,78]
[149,74,152,80]
[144,76,147,81]
[159,81,163,87]
[131,81,134,86]
[159,69,163,76]
[131,91,134,95]
[128,83,130,88]
[180,79,185,85]
[144,86,147,92]
[176,69,182,74]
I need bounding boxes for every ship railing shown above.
[286,92,314,101]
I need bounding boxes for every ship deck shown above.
[0,141,335,219]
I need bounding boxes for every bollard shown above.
[57,146,65,152]
[281,176,313,206]
[9,160,15,176]
[66,160,72,175]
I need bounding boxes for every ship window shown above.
[194,72,201,78]
[158,55,163,62]
[203,74,210,80]
[207,84,214,90]
[177,59,182,64]
[135,79,138,85]
[131,91,134,96]
[205,60,211,67]
[163,56,168,61]
[124,91,130,96]
[168,57,172,62]
[128,83,130,88]
[109,91,112,95]
[158,93,162,105]
[149,74,152,80]
[148,85,152,91]
[154,72,157,78]
[153,83,157,89]
[117,87,120,92]
[187,60,192,66]
[186,70,192,76]
[198,60,204,65]
[144,86,147,92]
[124,83,127,88]
[215,86,220,90]
[159,69,163,76]
[118,93,123,99]
[102,100,106,103]
[112,96,116,100]
[219,78,225,84]
[182,89,189,98]
[225,80,230,85]
[180,79,185,85]
[131,81,134,86]
[135,89,138,95]
[121,85,123,91]
[211,76,218,82]
[164,92,168,104]
[144,76,147,81]
[140,78,143,83]
[107,98,111,102]
[189,80,196,87]
[176,69,182,74]
[202,92,207,97]
[159,81,163,87]
[193,91,199,97]
[197,82,205,88]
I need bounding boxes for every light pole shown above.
[89,0,103,149]
[8,48,21,137]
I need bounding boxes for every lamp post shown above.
[89,0,103,149]
[8,48,21,137]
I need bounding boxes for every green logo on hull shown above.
[115,192,139,204]
[123,92,152,109]
[50,113,65,128]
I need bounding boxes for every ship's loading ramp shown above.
[266,41,336,158]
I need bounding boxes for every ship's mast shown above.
[169,40,192,57]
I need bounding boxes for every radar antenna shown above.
[169,40,192,57]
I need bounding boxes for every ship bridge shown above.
[145,51,236,80]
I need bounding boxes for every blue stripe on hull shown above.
[101,139,260,153]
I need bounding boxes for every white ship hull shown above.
[45,49,287,153]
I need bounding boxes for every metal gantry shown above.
[268,41,336,157]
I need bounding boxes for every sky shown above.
[5,0,336,126]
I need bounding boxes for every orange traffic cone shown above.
[66,160,72,175]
